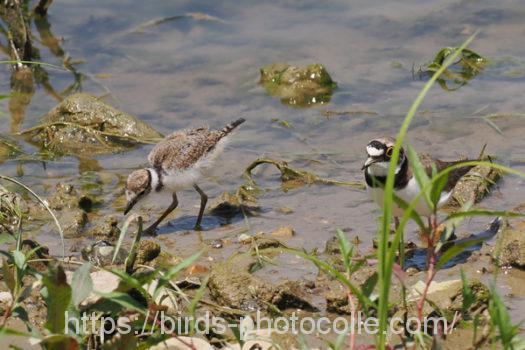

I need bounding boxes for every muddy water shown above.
[1,0,525,335]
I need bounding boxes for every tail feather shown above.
[221,118,245,136]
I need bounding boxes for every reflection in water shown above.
[9,67,34,133]
[0,1,84,133]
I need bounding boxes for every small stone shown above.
[186,264,209,276]
[0,291,13,305]
[271,226,295,238]
[277,207,293,214]
[203,239,223,249]
[406,267,420,276]
[238,233,253,244]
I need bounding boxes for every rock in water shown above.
[259,63,336,107]
[24,93,162,156]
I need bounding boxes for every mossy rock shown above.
[259,63,337,107]
[24,93,162,156]
[449,163,502,207]
[208,254,316,312]
[493,221,525,267]
[136,240,161,265]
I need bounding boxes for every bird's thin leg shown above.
[143,193,178,236]
[193,184,208,231]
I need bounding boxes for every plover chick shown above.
[362,137,474,225]
[124,118,245,235]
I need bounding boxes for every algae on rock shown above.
[22,93,163,156]
[259,63,337,107]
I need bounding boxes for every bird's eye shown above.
[385,147,394,158]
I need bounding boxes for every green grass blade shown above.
[0,176,64,258]
[376,32,479,349]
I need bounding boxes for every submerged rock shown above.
[493,220,525,267]
[47,183,94,212]
[208,254,316,312]
[208,191,259,216]
[260,63,337,107]
[0,184,25,234]
[23,93,162,156]
[90,215,120,241]
[59,208,87,237]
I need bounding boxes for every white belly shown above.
[367,177,451,217]
[162,138,227,191]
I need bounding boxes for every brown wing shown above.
[418,153,474,191]
[148,127,222,172]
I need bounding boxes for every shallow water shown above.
[1,0,525,337]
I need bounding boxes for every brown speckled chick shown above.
[125,118,245,235]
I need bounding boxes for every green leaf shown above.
[0,175,65,258]
[407,145,432,209]
[95,292,146,315]
[488,284,521,347]
[106,268,150,299]
[71,263,93,307]
[102,333,137,350]
[336,228,352,272]
[153,251,202,300]
[446,210,524,221]
[333,326,351,350]
[361,272,378,298]
[392,194,426,231]
[39,334,79,350]
[436,237,485,269]
[0,327,30,338]
[113,214,139,264]
[2,259,16,293]
[11,306,29,323]
[42,265,72,334]
[12,250,26,271]
[377,32,481,350]
[460,269,474,317]
[0,233,14,245]
[271,247,373,311]
[430,171,449,207]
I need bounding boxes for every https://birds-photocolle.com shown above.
[124,118,245,236]
[362,136,475,227]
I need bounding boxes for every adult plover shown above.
[124,118,245,235]
[362,137,473,221]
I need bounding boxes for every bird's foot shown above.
[194,223,203,231]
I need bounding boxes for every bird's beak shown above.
[361,157,378,170]
[124,197,138,215]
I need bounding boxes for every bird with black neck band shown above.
[362,136,474,230]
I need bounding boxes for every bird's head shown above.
[362,137,406,176]
[124,169,152,214]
